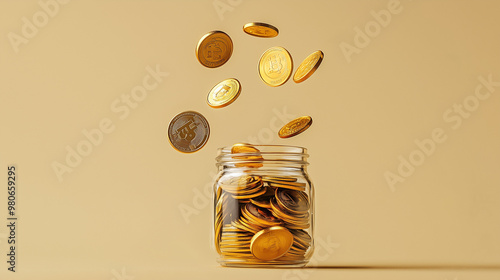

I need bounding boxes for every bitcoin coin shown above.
[250,226,293,261]
[278,116,312,139]
[207,78,241,108]
[168,111,210,153]
[293,50,324,83]
[196,31,233,68]
[243,22,279,38]
[258,46,293,87]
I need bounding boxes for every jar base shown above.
[218,258,309,268]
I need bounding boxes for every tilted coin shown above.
[250,226,294,261]
[258,46,293,87]
[276,189,310,214]
[290,229,312,245]
[249,187,274,208]
[278,116,312,139]
[231,143,260,154]
[262,176,297,183]
[243,22,279,38]
[196,30,233,68]
[267,181,306,191]
[293,50,324,83]
[168,111,210,153]
[232,187,267,200]
[267,180,306,188]
[232,219,261,233]
[220,175,262,192]
[244,203,281,226]
[250,195,273,208]
[207,78,241,108]
[270,198,310,228]
[232,143,264,168]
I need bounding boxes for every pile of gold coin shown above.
[214,144,312,263]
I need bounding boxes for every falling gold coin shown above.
[196,31,233,68]
[243,22,279,38]
[168,111,210,153]
[250,226,293,261]
[207,78,241,108]
[231,143,264,168]
[278,116,312,138]
[293,50,324,83]
[258,46,293,87]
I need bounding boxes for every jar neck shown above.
[216,145,309,171]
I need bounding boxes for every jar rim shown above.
[216,144,309,166]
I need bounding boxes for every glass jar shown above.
[213,144,314,268]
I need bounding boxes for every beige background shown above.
[1,0,499,279]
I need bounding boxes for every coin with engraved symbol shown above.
[250,226,293,261]
[293,50,324,83]
[207,78,241,108]
[168,111,210,153]
[278,116,312,138]
[258,46,293,87]
[243,22,279,38]
[196,31,233,68]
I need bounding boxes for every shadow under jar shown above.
[214,144,314,268]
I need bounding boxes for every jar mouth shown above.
[216,144,309,166]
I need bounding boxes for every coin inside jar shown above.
[250,226,294,261]
[276,189,310,214]
[244,203,281,226]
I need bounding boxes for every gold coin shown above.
[196,31,233,68]
[250,226,293,261]
[249,188,274,208]
[270,198,309,224]
[263,176,297,183]
[276,189,310,214]
[244,203,282,226]
[278,116,312,138]
[220,175,262,192]
[231,143,260,154]
[243,22,279,38]
[290,229,312,245]
[250,196,272,208]
[231,187,267,200]
[232,143,264,168]
[168,111,210,153]
[293,50,324,83]
[267,182,305,191]
[258,46,293,87]
[207,78,241,108]
[268,180,306,188]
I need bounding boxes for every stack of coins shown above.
[214,144,313,264]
